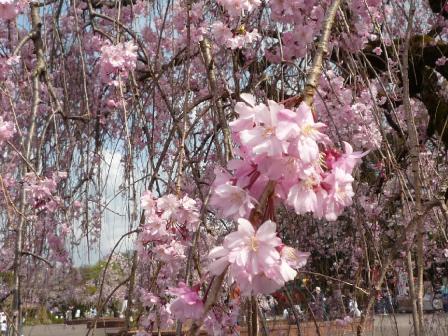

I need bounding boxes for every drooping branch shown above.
[356,199,442,336]
[20,251,54,268]
[187,4,343,333]
[11,4,45,335]
[303,0,342,106]
[299,271,369,295]
[401,3,425,334]
[199,38,233,163]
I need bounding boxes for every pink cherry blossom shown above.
[0,117,15,143]
[288,102,330,163]
[156,194,180,220]
[225,219,281,271]
[0,0,27,20]
[216,0,261,17]
[208,219,307,295]
[141,190,157,215]
[211,21,233,45]
[322,168,355,221]
[167,283,204,322]
[99,41,137,81]
[174,196,201,231]
[209,183,256,219]
[207,218,280,276]
[280,246,311,269]
[332,141,367,173]
[286,167,325,215]
[238,100,289,157]
[140,290,160,307]
[226,29,260,50]
[154,240,186,263]
[139,215,170,242]
[373,47,382,55]
[229,94,259,131]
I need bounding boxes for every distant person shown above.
[348,293,362,318]
[293,304,304,319]
[441,277,448,312]
[267,295,277,317]
[65,309,72,321]
[120,296,128,318]
[312,286,327,320]
[1,319,7,336]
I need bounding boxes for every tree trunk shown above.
[401,1,424,333]
[407,251,420,336]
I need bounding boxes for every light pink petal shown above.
[208,256,229,275]
[237,218,255,236]
[276,120,300,140]
[298,137,319,163]
[255,220,277,241]
[208,246,228,259]
[279,261,298,282]
[240,93,256,106]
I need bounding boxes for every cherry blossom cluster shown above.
[211,22,260,50]
[139,289,173,331]
[394,98,429,141]
[266,0,385,64]
[203,299,240,335]
[0,0,28,21]
[0,55,20,81]
[136,192,204,328]
[316,72,382,150]
[47,232,69,263]
[23,172,66,213]
[99,41,138,83]
[337,0,383,52]
[216,0,261,17]
[208,219,309,295]
[265,1,324,62]
[139,191,200,245]
[0,116,15,144]
[168,282,204,322]
[150,280,241,334]
[210,94,364,221]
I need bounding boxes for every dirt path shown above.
[21,314,448,336]
[23,324,107,336]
